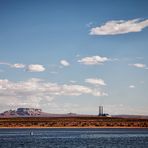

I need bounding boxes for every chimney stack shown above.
[99,106,103,116]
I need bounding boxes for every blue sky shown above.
[0,0,148,115]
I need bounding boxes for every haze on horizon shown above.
[0,0,148,115]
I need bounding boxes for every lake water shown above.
[0,128,148,148]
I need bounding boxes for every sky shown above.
[0,0,148,115]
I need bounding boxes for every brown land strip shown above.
[0,116,148,128]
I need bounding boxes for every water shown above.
[0,128,148,148]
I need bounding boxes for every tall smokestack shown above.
[99,106,103,116]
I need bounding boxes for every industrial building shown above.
[98,106,109,116]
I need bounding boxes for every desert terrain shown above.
[0,116,148,128]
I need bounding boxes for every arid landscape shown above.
[0,108,148,128]
[0,1,148,147]
[0,116,148,128]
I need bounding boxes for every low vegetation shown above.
[0,116,148,128]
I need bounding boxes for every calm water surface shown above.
[0,128,148,148]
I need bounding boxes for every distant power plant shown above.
[99,106,103,116]
[98,106,109,116]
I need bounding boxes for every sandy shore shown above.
[0,126,147,129]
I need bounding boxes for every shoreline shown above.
[0,126,148,129]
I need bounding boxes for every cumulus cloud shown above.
[90,19,148,35]
[0,62,46,72]
[129,63,147,69]
[78,56,109,65]
[26,64,45,72]
[0,78,107,109]
[60,60,70,66]
[85,78,106,86]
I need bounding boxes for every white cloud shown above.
[92,90,108,97]
[129,85,135,88]
[85,78,106,86]
[0,62,25,69]
[0,78,107,109]
[78,56,109,65]
[60,60,70,66]
[26,64,45,72]
[129,63,147,69]
[90,19,148,35]
[11,63,25,68]
[62,84,92,96]
[0,62,46,72]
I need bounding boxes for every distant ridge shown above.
[0,108,148,119]
[0,108,92,118]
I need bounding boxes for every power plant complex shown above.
[98,106,109,116]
